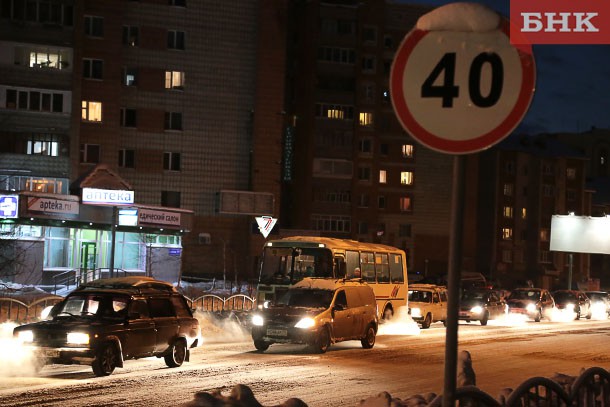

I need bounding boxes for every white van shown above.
[251,278,378,353]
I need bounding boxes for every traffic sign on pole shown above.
[390,17,535,154]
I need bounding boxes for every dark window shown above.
[163,152,181,171]
[83,59,103,79]
[6,89,17,109]
[120,108,137,127]
[170,296,190,317]
[84,16,104,37]
[164,112,182,130]
[80,144,100,164]
[52,93,63,112]
[18,91,28,109]
[122,25,139,46]
[161,191,181,208]
[119,149,135,168]
[128,299,149,318]
[148,298,175,318]
[167,30,185,50]
[29,91,40,111]
[169,0,186,6]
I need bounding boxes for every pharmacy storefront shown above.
[0,184,193,288]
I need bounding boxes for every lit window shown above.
[165,71,185,90]
[400,171,413,185]
[379,170,386,184]
[327,108,343,119]
[402,144,414,158]
[502,228,512,240]
[123,67,137,86]
[82,101,102,122]
[540,229,549,242]
[503,206,513,218]
[566,168,576,179]
[399,196,412,212]
[359,112,373,126]
[503,183,513,196]
[521,208,527,219]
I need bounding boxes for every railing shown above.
[188,294,256,313]
[0,295,63,323]
[51,268,132,294]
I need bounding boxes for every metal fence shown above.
[0,296,63,324]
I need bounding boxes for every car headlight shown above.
[251,314,264,326]
[566,303,575,311]
[526,303,537,313]
[17,330,34,343]
[67,332,90,345]
[410,307,422,318]
[470,306,483,314]
[295,317,315,329]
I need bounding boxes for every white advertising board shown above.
[550,215,610,254]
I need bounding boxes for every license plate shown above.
[267,328,288,337]
[43,349,61,358]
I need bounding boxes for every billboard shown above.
[550,215,610,254]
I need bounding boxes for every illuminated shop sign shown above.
[0,195,19,218]
[138,208,181,226]
[82,188,134,205]
[27,197,79,215]
[119,208,138,226]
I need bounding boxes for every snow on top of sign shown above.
[416,2,500,33]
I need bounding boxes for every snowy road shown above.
[1,318,609,406]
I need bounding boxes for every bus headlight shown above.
[67,332,89,345]
[17,330,34,343]
[410,307,422,318]
[565,303,575,311]
[295,317,315,329]
[252,314,264,326]
[470,306,483,314]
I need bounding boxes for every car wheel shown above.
[421,313,432,329]
[586,310,592,319]
[313,326,331,353]
[382,307,394,321]
[254,340,270,352]
[575,308,581,320]
[480,311,489,326]
[164,339,187,368]
[92,343,119,377]
[534,309,541,322]
[361,324,376,349]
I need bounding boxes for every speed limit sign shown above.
[390,19,535,154]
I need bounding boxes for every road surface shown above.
[1,317,609,406]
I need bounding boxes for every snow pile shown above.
[416,2,500,32]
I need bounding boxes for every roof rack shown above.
[76,276,177,293]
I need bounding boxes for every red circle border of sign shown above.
[390,20,535,154]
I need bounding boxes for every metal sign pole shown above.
[443,155,466,406]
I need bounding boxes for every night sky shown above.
[401,0,610,134]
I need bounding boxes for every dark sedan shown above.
[458,289,507,326]
[553,290,592,320]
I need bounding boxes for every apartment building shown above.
[0,0,286,284]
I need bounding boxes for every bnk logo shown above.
[510,0,610,44]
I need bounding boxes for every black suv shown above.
[13,277,201,376]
